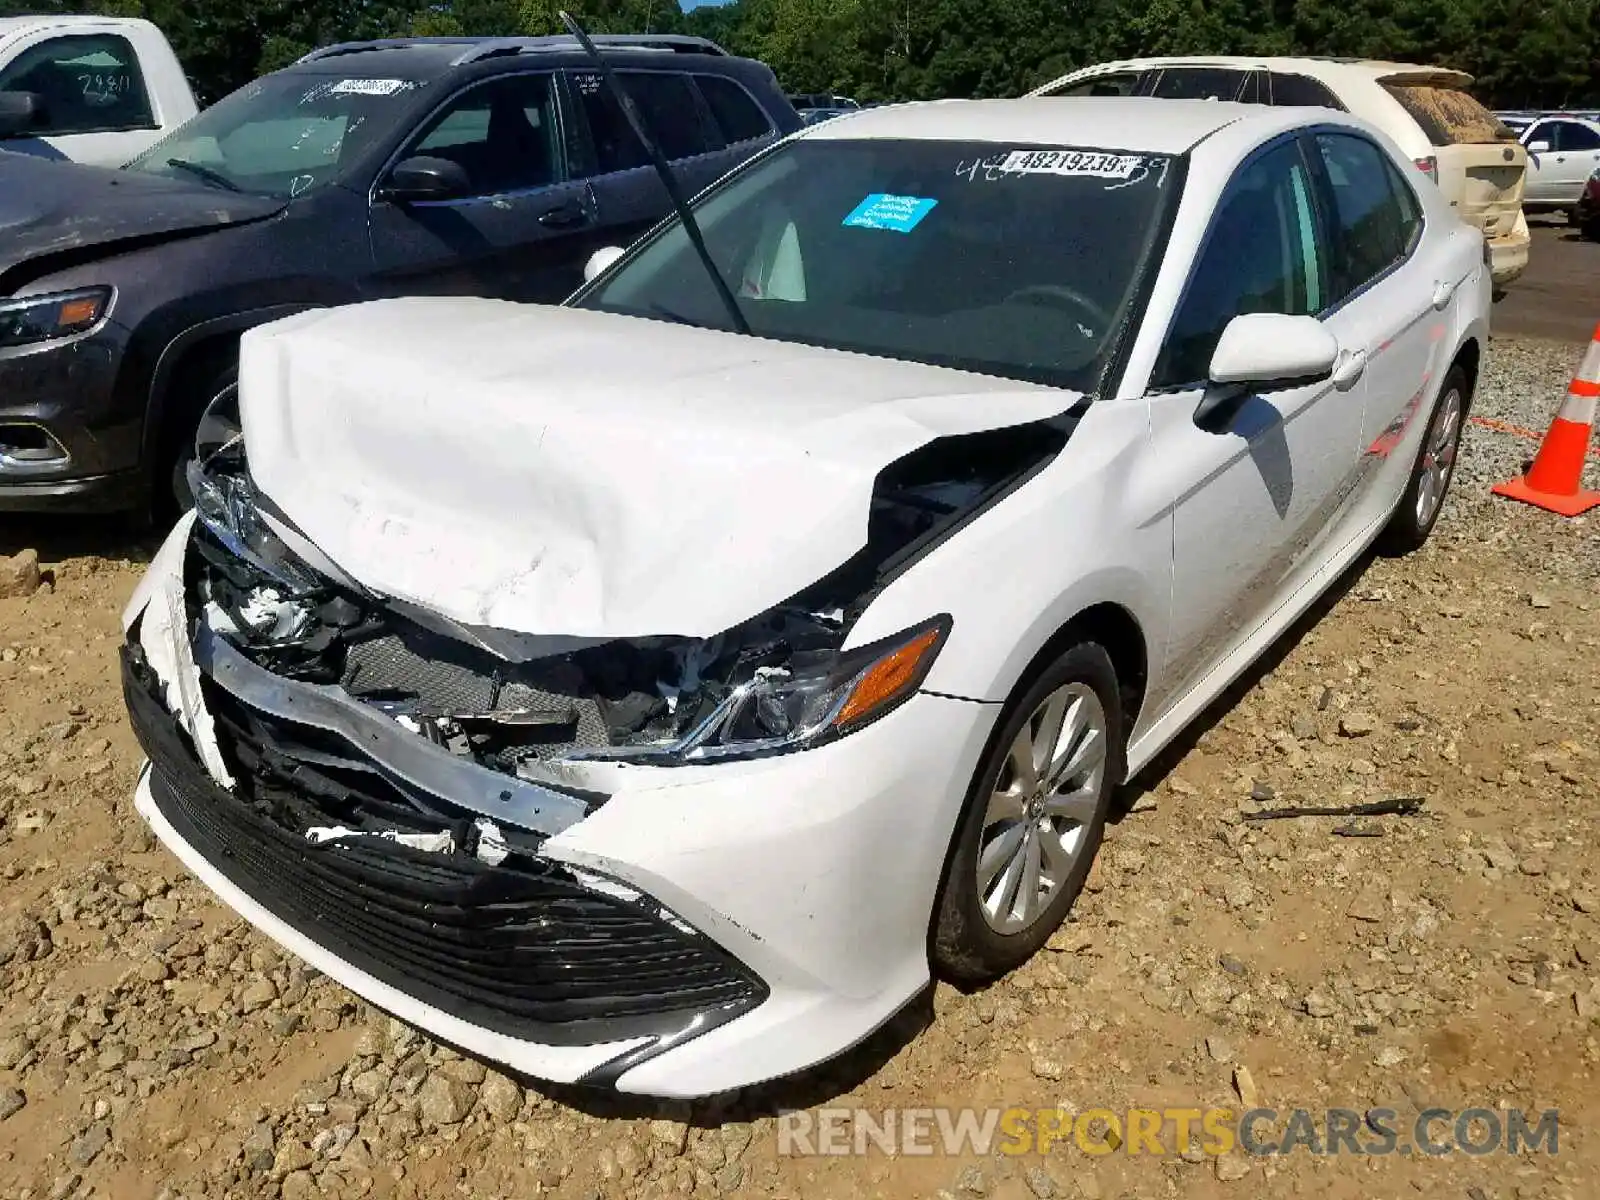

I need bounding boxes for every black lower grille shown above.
[122,646,764,1047]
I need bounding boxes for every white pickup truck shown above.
[0,15,197,166]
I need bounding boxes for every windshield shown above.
[123,72,427,197]
[578,138,1179,392]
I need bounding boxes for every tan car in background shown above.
[1029,57,1531,287]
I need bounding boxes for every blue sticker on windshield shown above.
[842,193,937,233]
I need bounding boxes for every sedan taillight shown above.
[1414,156,1439,182]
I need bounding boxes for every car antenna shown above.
[558,10,750,335]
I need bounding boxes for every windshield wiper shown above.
[166,158,243,193]
[559,10,750,337]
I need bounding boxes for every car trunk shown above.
[1381,71,1526,242]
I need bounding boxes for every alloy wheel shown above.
[975,682,1108,935]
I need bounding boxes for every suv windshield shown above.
[578,138,1179,392]
[124,72,427,197]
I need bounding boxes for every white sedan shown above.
[1518,113,1600,211]
[121,96,1490,1098]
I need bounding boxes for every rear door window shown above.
[1149,68,1250,101]
[1382,83,1516,145]
[697,75,772,145]
[0,33,154,135]
[1269,73,1346,110]
[570,69,712,172]
[1314,133,1413,301]
[1238,72,1268,104]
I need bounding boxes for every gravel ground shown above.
[0,334,1597,1200]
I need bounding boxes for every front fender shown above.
[846,396,1173,712]
[141,303,326,459]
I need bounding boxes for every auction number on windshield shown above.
[77,71,133,97]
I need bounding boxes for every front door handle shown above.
[539,203,588,229]
[1432,279,1458,310]
[1332,349,1367,390]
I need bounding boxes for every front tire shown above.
[1376,365,1468,556]
[160,363,237,521]
[931,641,1124,985]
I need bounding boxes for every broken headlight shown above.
[575,615,952,764]
[186,386,321,596]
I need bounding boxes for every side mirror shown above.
[0,91,45,139]
[378,155,471,203]
[1527,139,1551,154]
[584,245,626,283]
[1197,313,1338,420]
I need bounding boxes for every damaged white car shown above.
[121,96,1490,1098]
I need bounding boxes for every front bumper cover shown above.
[124,641,768,1084]
[122,517,1001,1096]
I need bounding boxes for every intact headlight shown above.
[0,287,112,349]
[570,615,953,764]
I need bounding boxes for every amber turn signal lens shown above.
[57,297,103,328]
[834,626,945,729]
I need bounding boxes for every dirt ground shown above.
[1,330,1598,1200]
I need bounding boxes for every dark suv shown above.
[0,34,798,514]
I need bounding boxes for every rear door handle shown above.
[539,203,588,229]
[1432,279,1458,310]
[1332,349,1367,390]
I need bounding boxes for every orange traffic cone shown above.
[1492,323,1600,516]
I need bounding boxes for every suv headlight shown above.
[0,287,112,349]
[570,615,952,764]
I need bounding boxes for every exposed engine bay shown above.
[183,416,1073,795]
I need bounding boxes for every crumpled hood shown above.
[0,151,283,287]
[240,297,1078,639]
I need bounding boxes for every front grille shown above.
[123,646,765,1047]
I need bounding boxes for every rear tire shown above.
[1376,365,1468,556]
[931,641,1123,985]
[1583,221,1600,243]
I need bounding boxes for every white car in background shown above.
[1514,113,1600,212]
[121,97,1490,1098]
[1029,57,1530,287]
[0,16,197,166]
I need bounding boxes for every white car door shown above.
[1307,131,1449,529]
[1145,135,1370,704]
[1522,121,1559,204]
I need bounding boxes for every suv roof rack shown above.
[297,33,728,66]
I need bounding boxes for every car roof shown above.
[799,97,1269,154]
[1044,55,1474,88]
[280,34,740,82]
[0,14,156,35]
